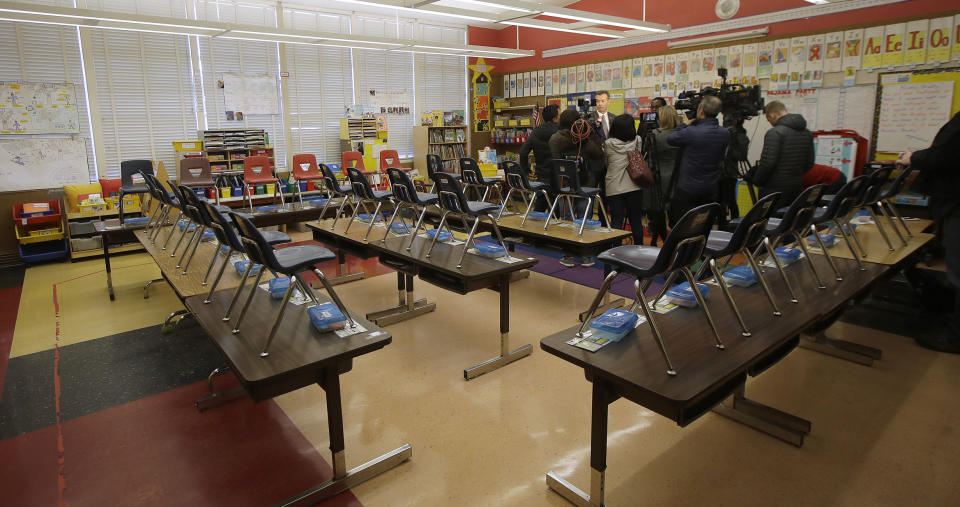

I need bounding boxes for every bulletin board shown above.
[873,68,960,158]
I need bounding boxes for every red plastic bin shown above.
[13,200,62,227]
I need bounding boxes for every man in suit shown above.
[587,90,612,140]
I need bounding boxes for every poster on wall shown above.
[640,57,652,87]
[593,63,603,91]
[824,32,843,73]
[953,14,960,61]
[727,45,743,81]
[715,47,728,83]
[0,82,80,134]
[524,72,532,97]
[773,39,790,76]
[553,68,561,95]
[927,16,953,63]
[788,36,805,89]
[577,66,586,93]
[503,75,510,98]
[470,58,493,132]
[805,34,824,88]
[586,65,596,91]
[664,54,677,83]
[509,74,517,97]
[612,62,623,90]
[653,55,665,86]
[882,23,905,67]
[701,48,715,84]
[843,28,863,86]
[677,52,690,86]
[537,70,545,96]
[755,42,771,79]
[621,60,632,89]
[862,25,885,68]
[904,19,929,65]
[688,50,702,85]
[223,72,279,115]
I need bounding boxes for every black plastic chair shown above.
[499,160,551,224]
[860,165,899,251]
[459,157,500,203]
[118,159,153,224]
[140,172,173,242]
[545,159,611,237]
[319,163,353,229]
[165,181,200,258]
[429,172,515,269]
[344,166,393,240]
[384,167,440,247]
[176,184,221,274]
[759,184,827,303]
[427,153,459,194]
[146,176,182,249]
[579,204,723,376]
[876,166,915,242]
[229,212,355,357]
[811,175,870,273]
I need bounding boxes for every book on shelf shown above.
[443,129,455,143]
[455,129,466,142]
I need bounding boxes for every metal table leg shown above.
[579,262,625,322]
[798,331,882,366]
[712,383,811,447]
[274,366,412,507]
[143,278,164,299]
[327,250,365,286]
[195,366,246,411]
[546,377,614,507]
[365,273,436,326]
[463,274,532,380]
[103,232,115,301]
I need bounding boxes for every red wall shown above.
[469,0,956,73]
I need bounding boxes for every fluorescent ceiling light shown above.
[540,11,668,32]
[333,0,496,22]
[411,44,529,57]
[804,0,830,4]
[666,27,769,49]
[446,0,536,13]
[502,21,623,39]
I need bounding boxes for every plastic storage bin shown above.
[589,309,639,342]
[234,260,262,276]
[474,243,506,258]
[721,265,758,287]
[572,218,601,230]
[667,282,711,308]
[425,229,452,242]
[308,302,347,332]
[773,246,802,266]
[268,277,291,299]
[70,236,103,252]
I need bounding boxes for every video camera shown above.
[638,111,659,138]
[674,68,763,123]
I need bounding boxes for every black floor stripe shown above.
[0,266,25,290]
[0,320,223,440]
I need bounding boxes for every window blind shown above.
[416,24,468,116]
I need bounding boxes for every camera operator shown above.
[749,101,814,210]
[666,95,730,224]
[519,104,559,211]
[897,111,960,353]
[720,117,748,225]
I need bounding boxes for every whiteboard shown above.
[222,73,279,115]
[876,80,954,152]
[0,138,89,191]
[0,82,81,134]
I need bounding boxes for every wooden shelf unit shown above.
[200,128,273,174]
[414,125,467,174]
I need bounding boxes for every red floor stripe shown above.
[52,285,66,506]
[0,285,23,402]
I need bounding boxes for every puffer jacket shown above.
[519,122,557,178]
[667,118,730,195]
[754,113,815,191]
[604,136,643,197]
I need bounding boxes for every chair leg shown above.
[577,197,593,237]
[245,183,254,212]
[295,180,303,205]
[343,197,363,234]
[649,270,680,309]
[845,215,868,258]
[886,198,913,238]
[149,206,168,242]
[867,207,895,251]
[260,273,297,357]
[876,202,908,246]
[795,234,826,289]
[456,216,481,269]
[331,194,351,230]
[169,219,193,257]
[543,194,561,231]
[834,219,866,271]
[203,247,232,303]
[312,268,358,330]
[177,225,203,269]
[181,226,207,274]
[519,190,538,227]
[201,243,220,285]
[481,185,490,203]
[277,180,286,207]
[232,269,265,334]
[363,201,384,241]
[709,258,750,337]
[162,211,184,250]
[764,237,800,303]
[145,201,161,230]
[496,187,514,220]
[486,213,516,261]
[811,225,842,281]
[223,261,255,321]
[406,205,429,251]
[681,267,725,350]
[118,192,125,225]
[595,195,612,231]
[381,201,402,243]
[744,247,782,317]
[425,211,450,259]
[633,279,677,376]
[576,270,619,337]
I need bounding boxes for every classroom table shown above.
[184,286,411,506]
[307,218,539,380]
[93,219,150,301]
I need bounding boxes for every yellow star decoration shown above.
[469,58,494,83]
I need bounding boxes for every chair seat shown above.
[120,184,149,194]
[482,177,500,185]
[704,230,735,257]
[560,186,601,197]
[527,181,549,191]
[371,190,392,200]
[414,192,439,205]
[261,230,292,245]
[245,175,278,185]
[273,245,336,274]
[213,204,231,213]
[336,184,353,194]
[597,245,663,278]
[773,206,788,218]
[467,200,500,215]
[724,217,743,233]
[764,218,786,236]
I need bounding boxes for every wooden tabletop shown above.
[541,253,888,427]
[184,289,390,402]
[134,228,276,299]
[308,219,538,290]
[494,213,632,247]
[242,201,344,227]
[808,218,934,266]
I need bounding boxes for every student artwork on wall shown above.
[653,55,664,86]
[503,75,510,98]
[586,65,595,91]
[862,25,885,68]
[577,66,586,93]
[689,50,702,82]
[632,58,643,89]
[927,16,953,63]
[677,52,689,85]
[600,61,611,90]
[805,34,824,88]
[622,60,632,89]
[639,57,651,87]
[0,82,80,134]
[537,70,545,96]
[903,20,929,65]
[553,68,561,95]
[715,47,728,83]
[524,72,532,97]
[700,48,715,84]
[882,23,905,67]
[593,63,603,91]
[789,37,806,90]
[953,14,960,61]
[664,53,677,83]
[727,45,742,81]
[773,39,790,75]
[611,63,622,90]
[755,42,771,79]
[843,28,863,86]
[824,32,843,73]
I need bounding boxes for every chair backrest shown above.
[728,192,782,253]
[862,165,893,205]
[177,184,211,226]
[434,172,472,215]
[552,159,581,193]
[319,163,346,197]
[346,166,377,200]
[230,211,280,270]
[120,160,153,188]
[501,160,533,191]
[387,167,419,205]
[378,150,400,173]
[459,157,484,185]
[341,151,365,176]
[243,156,273,182]
[166,180,188,211]
[140,172,163,202]
[880,166,914,200]
[657,203,720,273]
[426,153,445,180]
[778,184,826,235]
[199,200,243,251]
[179,157,213,186]
[821,175,869,221]
[291,153,322,181]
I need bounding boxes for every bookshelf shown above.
[200,128,273,175]
[490,104,537,147]
[413,126,467,174]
